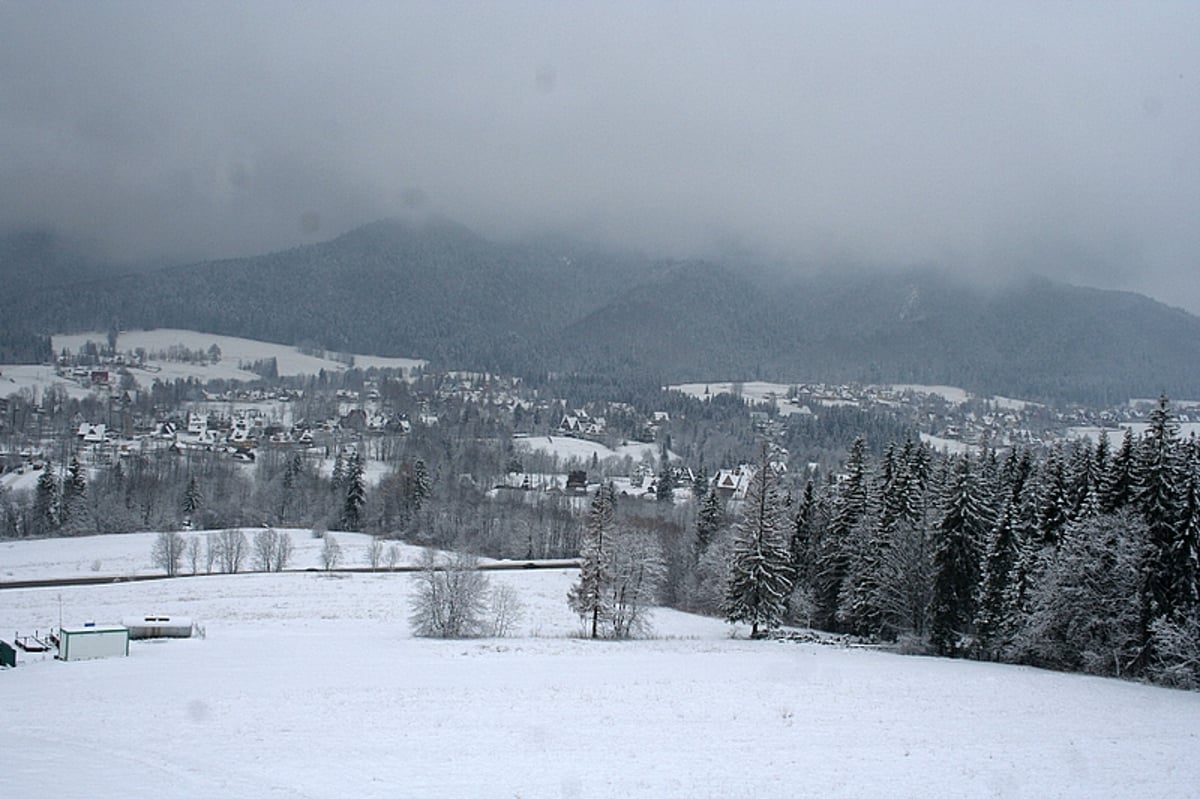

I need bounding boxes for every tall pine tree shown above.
[723,449,793,638]
[32,467,59,537]
[568,482,618,638]
[1135,396,1191,638]
[931,455,993,656]
[342,452,366,532]
[694,486,724,563]
[815,436,869,631]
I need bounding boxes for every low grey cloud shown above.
[1,2,1197,311]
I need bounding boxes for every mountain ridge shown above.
[2,219,1198,404]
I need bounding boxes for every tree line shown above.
[668,396,1198,689]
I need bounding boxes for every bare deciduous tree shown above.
[204,533,219,574]
[273,531,293,572]
[366,537,385,570]
[321,533,342,571]
[218,528,248,573]
[151,530,186,576]
[409,551,491,638]
[254,527,280,571]
[488,582,525,637]
[607,530,666,639]
[386,543,402,571]
[187,535,201,575]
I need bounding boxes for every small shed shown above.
[59,625,129,662]
[122,616,193,640]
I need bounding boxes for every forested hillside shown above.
[4,218,1200,404]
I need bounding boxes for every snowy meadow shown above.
[2,533,1199,798]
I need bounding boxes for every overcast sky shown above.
[2,2,1198,311]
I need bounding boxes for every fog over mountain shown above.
[2,3,1198,311]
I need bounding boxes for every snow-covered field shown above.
[1,326,427,398]
[919,432,974,455]
[2,329,425,400]
[0,364,96,400]
[0,530,409,582]
[1069,423,1200,445]
[671,381,811,415]
[888,383,972,404]
[3,535,1199,797]
[513,434,661,465]
[51,328,425,383]
[0,463,46,495]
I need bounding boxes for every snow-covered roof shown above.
[61,624,128,634]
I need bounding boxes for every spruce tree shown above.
[342,452,366,532]
[815,436,869,630]
[841,447,898,636]
[789,480,818,584]
[1177,445,1200,614]
[1135,396,1190,633]
[33,468,59,536]
[1100,429,1137,513]
[975,498,1023,659]
[60,455,89,534]
[723,450,793,637]
[694,486,724,562]
[331,452,346,495]
[655,462,676,503]
[931,455,992,656]
[1066,439,1098,521]
[1094,431,1111,489]
[568,482,617,638]
[902,436,933,524]
[1034,448,1070,547]
[182,476,202,522]
[280,452,303,523]
[410,459,432,514]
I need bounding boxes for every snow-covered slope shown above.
[2,534,1198,798]
[52,328,424,381]
[513,434,661,464]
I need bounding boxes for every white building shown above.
[58,625,129,662]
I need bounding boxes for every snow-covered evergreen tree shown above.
[815,436,869,630]
[871,516,933,641]
[1100,429,1137,514]
[723,448,793,637]
[279,452,304,523]
[1012,510,1145,677]
[655,461,676,504]
[931,455,993,656]
[838,446,893,636]
[412,459,432,508]
[182,476,203,522]
[1176,446,1200,615]
[568,482,617,638]
[60,455,89,534]
[32,468,59,537]
[694,486,724,562]
[1066,439,1099,521]
[342,452,366,531]
[330,452,346,495]
[1034,447,1070,547]
[789,480,818,583]
[1135,396,1192,638]
[975,498,1024,659]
